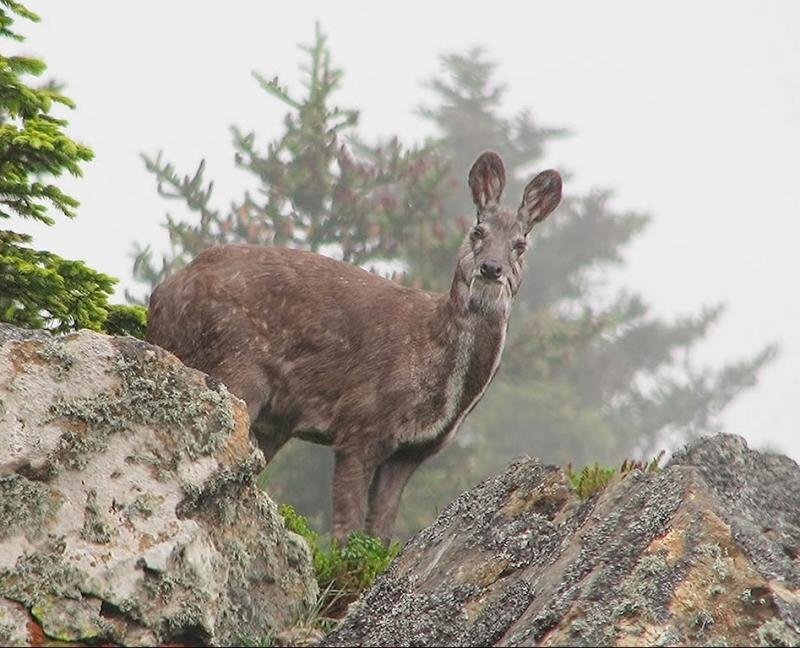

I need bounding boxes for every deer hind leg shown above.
[365,453,422,544]
[331,448,379,543]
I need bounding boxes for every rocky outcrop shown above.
[324,434,800,647]
[0,325,317,646]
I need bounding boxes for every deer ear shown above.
[468,151,506,215]
[519,169,562,234]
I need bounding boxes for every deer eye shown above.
[471,227,485,241]
[513,238,527,253]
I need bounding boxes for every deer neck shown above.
[423,265,512,443]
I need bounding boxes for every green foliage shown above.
[566,463,617,500]
[566,451,665,500]
[280,502,318,544]
[0,1,37,41]
[314,532,399,596]
[279,504,399,602]
[0,231,115,332]
[0,59,91,223]
[102,304,147,339]
[0,1,123,335]
[0,2,92,223]
[234,632,274,647]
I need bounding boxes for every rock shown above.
[0,324,318,646]
[323,434,800,647]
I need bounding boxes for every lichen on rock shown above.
[80,488,114,544]
[0,324,318,646]
[323,434,800,647]
[0,538,85,614]
[46,337,237,476]
[0,599,30,647]
[0,474,60,541]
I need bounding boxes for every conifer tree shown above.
[131,25,449,298]
[415,49,775,459]
[390,51,775,534]
[0,1,141,335]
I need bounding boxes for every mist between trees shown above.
[1,7,777,540]
[130,25,776,538]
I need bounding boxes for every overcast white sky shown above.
[13,1,800,458]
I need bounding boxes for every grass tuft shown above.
[280,504,400,619]
[566,451,664,499]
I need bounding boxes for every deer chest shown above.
[411,320,507,447]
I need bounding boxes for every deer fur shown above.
[147,151,562,542]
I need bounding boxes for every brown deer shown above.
[147,151,562,542]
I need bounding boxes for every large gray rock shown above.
[0,324,317,646]
[324,434,800,647]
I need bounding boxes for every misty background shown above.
[10,1,799,534]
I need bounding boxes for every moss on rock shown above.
[126,493,158,520]
[30,596,105,643]
[755,618,800,647]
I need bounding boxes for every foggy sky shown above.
[12,1,800,458]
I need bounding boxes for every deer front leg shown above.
[331,449,377,543]
[251,411,291,464]
[365,454,422,544]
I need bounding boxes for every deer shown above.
[146,151,562,542]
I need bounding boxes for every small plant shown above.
[235,633,274,647]
[315,531,399,595]
[566,450,665,499]
[693,609,715,633]
[279,504,400,617]
[281,503,318,544]
[566,463,616,500]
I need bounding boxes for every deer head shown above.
[454,151,563,313]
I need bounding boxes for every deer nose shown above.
[480,262,503,280]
